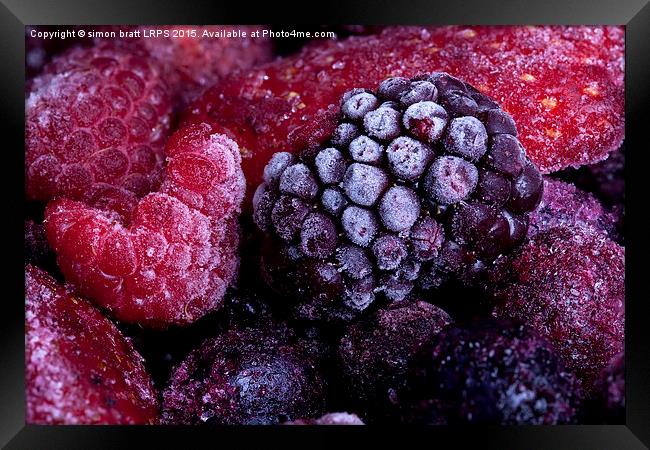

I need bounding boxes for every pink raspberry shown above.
[26,42,173,221]
[488,226,624,393]
[26,265,159,424]
[44,123,245,327]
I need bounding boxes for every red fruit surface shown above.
[45,123,245,327]
[26,42,173,220]
[25,264,158,424]
[134,25,273,107]
[488,226,624,393]
[529,178,618,240]
[184,26,624,205]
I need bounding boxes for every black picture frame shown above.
[3,0,649,448]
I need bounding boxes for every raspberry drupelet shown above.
[161,325,326,425]
[25,265,159,424]
[402,319,582,424]
[44,123,245,328]
[254,73,543,321]
[26,42,173,220]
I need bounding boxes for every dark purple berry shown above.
[443,116,488,161]
[377,76,411,100]
[271,195,310,241]
[342,91,378,120]
[336,244,373,280]
[342,163,389,206]
[343,275,376,311]
[300,212,338,258]
[331,122,360,147]
[386,136,433,181]
[321,187,348,216]
[440,90,479,117]
[372,234,407,270]
[483,108,518,135]
[378,186,420,232]
[402,101,448,143]
[315,147,346,184]
[508,160,543,213]
[485,134,526,178]
[411,216,445,261]
[399,81,438,106]
[349,135,383,164]
[476,169,511,206]
[341,205,379,247]
[279,163,319,200]
[263,151,295,185]
[364,106,402,141]
[252,183,276,231]
[424,156,478,205]
[429,72,468,94]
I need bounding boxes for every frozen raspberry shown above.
[26,42,173,218]
[339,301,452,421]
[184,26,623,204]
[488,226,624,392]
[529,178,619,240]
[255,74,542,321]
[285,412,365,425]
[44,123,245,327]
[26,265,158,424]
[402,319,582,424]
[161,325,325,425]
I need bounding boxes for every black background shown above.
[2,0,649,448]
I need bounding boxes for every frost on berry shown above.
[372,234,407,270]
[25,265,158,424]
[44,123,245,327]
[443,116,488,161]
[263,151,295,185]
[342,206,379,247]
[402,101,448,144]
[336,245,373,280]
[331,122,361,147]
[399,81,438,106]
[386,136,433,181]
[424,156,478,205]
[377,77,411,100]
[321,187,348,216]
[489,226,624,392]
[342,163,389,206]
[349,136,384,164]
[26,42,173,215]
[300,213,338,258]
[315,147,347,184]
[363,106,402,141]
[378,186,421,232]
[279,163,319,200]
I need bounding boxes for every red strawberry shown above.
[183,26,624,206]
[44,124,245,328]
[26,265,159,424]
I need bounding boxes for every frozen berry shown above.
[161,325,325,424]
[285,412,365,425]
[26,265,158,424]
[363,106,402,141]
[488,226,624,392]
[44,124,245,327]
[254,73,542,321]
[26,42,173,217]
[402,319,582,424]
[184,26,622,205]
[339,302,452,421]
[342,91,379,120]
[331,122,361,147]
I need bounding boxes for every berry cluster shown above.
[254,73,542,320]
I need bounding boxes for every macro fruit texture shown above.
[25,265,159,424]
[184,26,624,204]
[339,301,452,421]
[402,319,582,424]
[285,412,365,425]
[26,42,173,220]
[161,325,326,425]
[488,226,624,393]
[254,73,542,321]
[45,123,245,327]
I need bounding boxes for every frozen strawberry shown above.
[529,178,619,241]
[488,226,624,393]
[45,123,245,327]
[26,265,158,424]
[133,25,273,107]
[184,26,624,204]
[26,41,173,220]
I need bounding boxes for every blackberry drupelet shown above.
[254,73,543,321]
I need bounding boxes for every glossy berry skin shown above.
[254,73,542,321]
[184,26,623,205]
[45,124,245,328]
[489,226,624,393]
[26,42,173,219]
[339,301,452,421]
[402,319,582,424]
[25,265,159,424]
[161,325,325,425]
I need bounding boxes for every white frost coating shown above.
[315,147,346,184]
[263,152,295,185]
[378,186,421,232]
[341,206,379,247]
[443,116,488,161]
[402,101,448,143]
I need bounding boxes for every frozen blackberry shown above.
[254,73,543,321]
[338,301,452,422]
[402,319,582,424]
[161,325,325,425]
